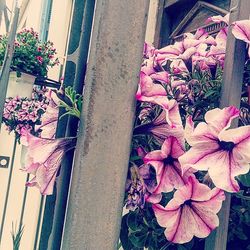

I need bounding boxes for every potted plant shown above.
[0,28,59,97]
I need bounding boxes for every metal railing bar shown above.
[0,137,17,244]
[33,196,45,250]
[18,173,30,231]
[0,2,19,130]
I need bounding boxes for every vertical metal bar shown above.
[18,174,30,231]
[33,196,45,250]
[205,1,250,249]
[39,0,95,249]
[0,137,17,244]
[0,2,19,129]
[39,0,53,42]
[61,0,150,249]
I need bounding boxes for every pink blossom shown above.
[192,43,217,71]
[179,107,250,192]
[143,42,155,58]
[141,58,156,75]
[36,56,43,64]
[20,128,76,195]
[206,14,229,25]
[215,28,228,47]
[144,136,187,194]
[150,71,170,84]
[148,109,184,142]
[135,71,166,103]
[170,59,188,74]
[134,109,184,143]
[155,99,183,128]
[232,20,250,57]
[153,175,225,244]
[155,29,215,65]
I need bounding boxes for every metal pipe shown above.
[0,3,19,130]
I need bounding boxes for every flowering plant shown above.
[3,87,49,139]
[17,86,82,195]
[120,15,250,250]
[0,28,59,77]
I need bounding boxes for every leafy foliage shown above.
[0,28,59,77]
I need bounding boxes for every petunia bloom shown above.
[136,71,166,103]
[232,20,250,57]
[179,106,250,192]
[155,29,215,65]
[152,176,225,244]
[206,14,229,25]
[20,128,76,195]
[144,136,187,194]
[134,109,184,143]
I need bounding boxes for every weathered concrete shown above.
[61,1,149,249]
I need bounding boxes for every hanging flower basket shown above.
[6,71,36,98]
[0,28,59,97]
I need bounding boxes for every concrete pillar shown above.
[62,0,149,249]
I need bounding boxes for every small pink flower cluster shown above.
[3,87,49,137]
[125,15,250,245]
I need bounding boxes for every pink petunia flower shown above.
[232,20,250,57]
[134,109,184,143]
[36,56,43,64]
[144,136,187,194]
[179,106,250,192]
[20,128,76,195]
[141,58,156,75]
[136,71,166,103]
[155,29,215,65]
[143,42,155,58]
[150,71,170,85]
[206,14,229,25]
[152,175,225,244]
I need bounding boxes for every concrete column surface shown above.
[62,0,149,249]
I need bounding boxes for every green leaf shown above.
[127,211,141,232]
[120,214,134,250]
[129,231,148,248]
[238,171,250,187]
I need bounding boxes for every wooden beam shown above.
[61,0,149,249]
[205,0,250,249]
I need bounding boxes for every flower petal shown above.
[204,106,240,134]
[207,151,242,192]
[179,140,219,173]
[206,14,229,25]
[232,20,250,44]
[136,72,166,101]
[184,117,217,146]
[36,150,64,195]
[219,125,250,162]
